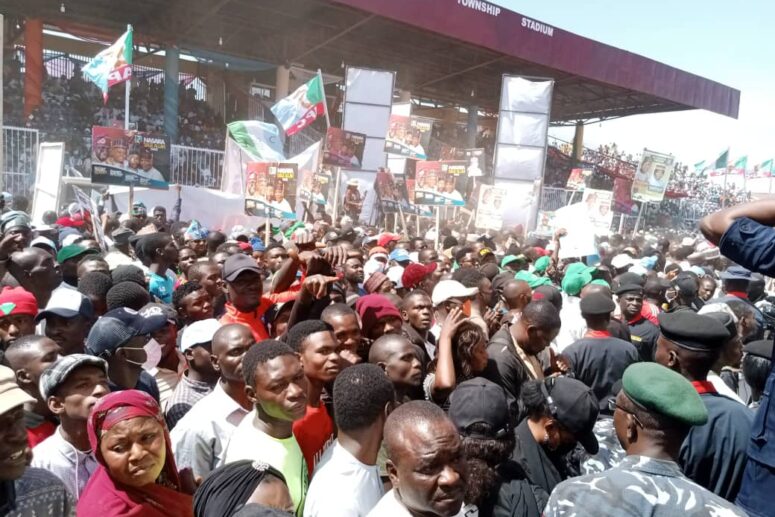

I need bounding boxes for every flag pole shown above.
[317,69,331,128]
[125,25,133,209]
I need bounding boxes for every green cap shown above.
[56,245,98,264]
[590,279,611,288]
[515,270,552,289]
[500,254,527,269]
[533,256,551,274]
[622,363,708,427]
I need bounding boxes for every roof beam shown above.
[288,14,375,62]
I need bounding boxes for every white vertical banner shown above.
[493,76,553,230]
[340,66,395,223]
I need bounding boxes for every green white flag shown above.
[732,156,747,175]
[82,27,133,102]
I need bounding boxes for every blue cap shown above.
[720,265,751,281]
[389,248,411,263]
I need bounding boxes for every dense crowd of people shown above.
[1,180,775,517]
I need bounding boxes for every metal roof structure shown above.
[2,0,740,122]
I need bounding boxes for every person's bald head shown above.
[7,248,62,300]
[211,323,254,384]
[369,334,423,391]
[581,283,612,299]
[3,335,61,400]
[502,279,531,311]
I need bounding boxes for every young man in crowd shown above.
[615,283,660,362]
[368,334,423,403]
[400,290,436,366]
[5,247,62,309]
[77,271,112,317]
[36,288,94,356]
[56,245,99,288]
[368,400,468,517]
[142,303,184,406]
[499,279,532,324]
[401,262,438,295]
[165,318,221,428]
[219,254,273,341]
[341,254,365,303]
[356,294,404,343]
[0,286,38,350]
[0,365,74,514]
[136,233,179,304]
[655,311,753,501]
[173,280,214,326]
[31,354,109,499]
[429,280,478,341]
[223,340,309,515]
[304,363,396,516]
[187,261,226,318]
[3,335,61,446]
[287,321,341,474]
[320,303,363,366]
[545,362,746,516]
[171,323,253,478]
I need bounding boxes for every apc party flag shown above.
[709,149,729,177]
[732,156,747,175]
[270,74,326,136]
[82,26,133,102]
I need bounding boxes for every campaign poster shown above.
[535,210,556,236]
[631,149,674,203]
[322,128,366,169]
[464,148,485,177]
[244,162,298,219]
[567,168,591,190]
[384,115,433,160]
[375,168,401,214]
[413,161,466,206]
[91,126,170,189]
[72,185,107,251]
[298,167,331,206]
[475,185,506,230]
[581,188,613,235]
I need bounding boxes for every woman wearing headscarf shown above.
[77,389,194,517]
[193,460,294,517]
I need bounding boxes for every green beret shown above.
[533,256,551,274]
[658,311,730,352]
[622,362,708,427]
[56,245,98,264]
[515,270,552,289]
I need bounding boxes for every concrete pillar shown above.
[23,19,43,117]
[467,105,478,148]
[275,65,290,100]
[572,120,584,161]
[164,46,179,144]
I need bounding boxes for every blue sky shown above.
[492,0,775,166]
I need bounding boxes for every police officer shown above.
[615,284,659,362]
[544,362,747,516]
[655,311,753,501]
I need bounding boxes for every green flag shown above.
[713,149,729,169]
[82,27,133,102]
[733,156,747,175]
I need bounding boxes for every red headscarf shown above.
[77,390,192,517]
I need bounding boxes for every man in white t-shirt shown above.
[304,364,396,516]
[367,401,471,517]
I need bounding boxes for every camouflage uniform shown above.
[580,416,626,474]
[544,455,747,516]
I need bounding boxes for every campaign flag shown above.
[693,160,706,174]
[82,27,133,102]
[732,156,747,175]
[709,149,729,177]
[222,121,285,195]
[756,159,773,178]
[270,75,326,136]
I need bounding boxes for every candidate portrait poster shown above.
[322,128,366,169]
[91,126,170,189]
[631,149,674,203]
[384,115,433,160]
[582,188,613,235]
[567,168,592,190]
[413,160,466,206]
[244,162,298,219]
[298,167,331,207]
[475,185,506,230]
[375,167,402,214]
[465,148,485,178]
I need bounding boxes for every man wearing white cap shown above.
[165,318,221,429]
[429,280,478,341]
[0,365,73,514]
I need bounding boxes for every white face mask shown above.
[142,338,162,371]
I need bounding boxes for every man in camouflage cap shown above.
[544,362,747,516]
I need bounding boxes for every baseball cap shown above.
[431,280,478,306]
[611,254,637,270]
[402,262,437,290]
[35,288,94,323]
[0,365,34,415]
[389,249,411,263]
[0,286,38,318]
[377,232,400,248]
[720,265,751,282]
[223,254,262,282]
[31,236,57,255]
[85,307,168,356]
[386,266,404,289]
[38,354,108,400]
[542,376,599,454]
[181,319,221,353]
[56,245,99,264]
[448,378,511,439]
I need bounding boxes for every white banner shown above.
[475,185,507,230]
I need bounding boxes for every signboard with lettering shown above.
[90,126,170,190]
[244,162,298,219]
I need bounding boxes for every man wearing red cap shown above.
[355,294,403,342]
[0,287,38,350]
[401,262,438,294]
[377,233,400,252]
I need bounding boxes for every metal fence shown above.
[1,126,39,197]
[170,145,225,188]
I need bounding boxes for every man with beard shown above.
[400,290,436,368]
[342,255,365,303]
[287,321,341,474]
[367,400,468,516]
[616,284,659,362]
[223,340,309,515]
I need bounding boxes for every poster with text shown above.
[384,115,433,160]
[413,160,466,206]
[298,167,331,207]
[475,185,507,230]
[581,188,613,235]
[91,126,170,189]
[244,162,298,219]
[631,149,674,203]
[322,128,366,169]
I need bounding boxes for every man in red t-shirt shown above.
[287,319,342,474]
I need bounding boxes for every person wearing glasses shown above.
[544,363,747,516]
[511,376,599,496]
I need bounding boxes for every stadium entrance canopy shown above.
[5,0,739,122]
